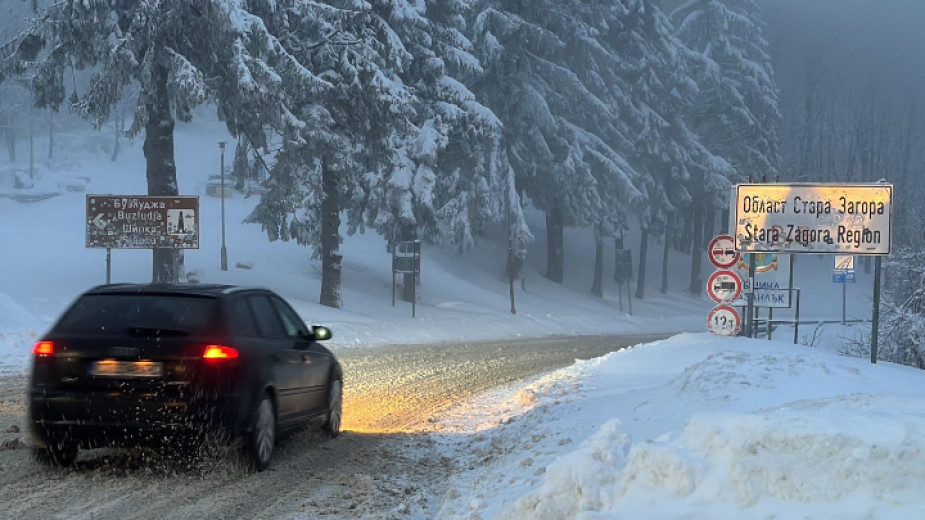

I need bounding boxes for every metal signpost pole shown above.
[745,254,756,336]
[627,281,633,316]
[29,103,34,180]
[842,281,847,325]
[219,142,228,271]
[768,307,773,341]
[871,256,882,364]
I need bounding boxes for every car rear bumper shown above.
[29,389,244,449]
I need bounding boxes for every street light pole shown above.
[219,141,228,271]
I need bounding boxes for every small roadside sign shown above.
[707,269,743,303]
[833,272,856,283]
[708,234,739,268]
[833,254,856,283]
[730,253,792,308]
[834,254,854,271]
[707,305,742,336]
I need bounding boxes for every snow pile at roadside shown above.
[434,333,925,520]
[0,293,42,375]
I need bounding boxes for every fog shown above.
[759,0,925,246]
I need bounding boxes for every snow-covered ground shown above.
[1,117,914,519]
[431,329,925,519]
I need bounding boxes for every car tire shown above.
[323,378,342,438]
[32,439,78,467]
[244,394,276,472]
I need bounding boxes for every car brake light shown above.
[33,341,54,356]
[202,345,239,361]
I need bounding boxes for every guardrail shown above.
[740,287,871,344]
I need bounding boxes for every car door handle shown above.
[301,353,312,363]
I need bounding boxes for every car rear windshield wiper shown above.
[126,327,190,337]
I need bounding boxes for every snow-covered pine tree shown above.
[471,0,645,284]
[365,0,505,257]
[672,0,780,295]
[358,0,515,304]
[560,0,650,294]
[881,248,925,367]
[0,0,324,282]
[605,0,732,298]
[0,1,36,163]
[672,0,781,183]
[246,1,417,308]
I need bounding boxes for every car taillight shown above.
[202,345,239,361]
[33,341,54,356]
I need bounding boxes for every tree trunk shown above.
[702,208,715,245]
[545,205,564,283]
[635,227,648,300]
[4,126,13,162]
[506,243,522,314]
[591,225,603,298]
[320,160,343,308]
[144,63,182,284]
[47,109,53,159]
[232,135,249,190]
[660,231,669,294]
[111,110,122,162]
[689,202,704,295]
[678,207,693,254]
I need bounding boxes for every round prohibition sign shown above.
[707,305,742,337]
[708,234,739,269]
[707,269,743,303]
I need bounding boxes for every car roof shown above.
[81,283,265,298]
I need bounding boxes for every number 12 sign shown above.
[707,305,742,337]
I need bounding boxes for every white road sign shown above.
[708,234,739,268]
[707,305,742,336]
[734,183,892,254]
[707,270,743,303]
[834,254,854,271]
[731,253,792,308]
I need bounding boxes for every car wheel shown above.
[323,378,342,438]
[244,394,276,472]
[32,439,78,467]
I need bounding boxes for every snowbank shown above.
[436,334,925,520]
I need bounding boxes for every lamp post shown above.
[219,141,228,271]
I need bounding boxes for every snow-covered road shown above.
[0,334,662,519]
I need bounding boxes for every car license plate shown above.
[91,360,163,378]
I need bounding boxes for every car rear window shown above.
[54,294,219,335]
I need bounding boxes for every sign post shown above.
[733,183,892,359]
[734,184,892,254]
[706,269,743,303]
[86,195,200,249]
[706,234,742,337]
[86,195,200,282]
[707,305,742,337]
[833,255,856,324]
[392,240,421,317]
[708,234,739,269]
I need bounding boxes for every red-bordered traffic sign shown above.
[707,269,743,303]
[707,305,742,336]
[708,234,739,268]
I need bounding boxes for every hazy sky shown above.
[761,0,925,80]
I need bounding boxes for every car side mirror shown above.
[312,325,332,341]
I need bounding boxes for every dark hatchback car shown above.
[28,284,342,471]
